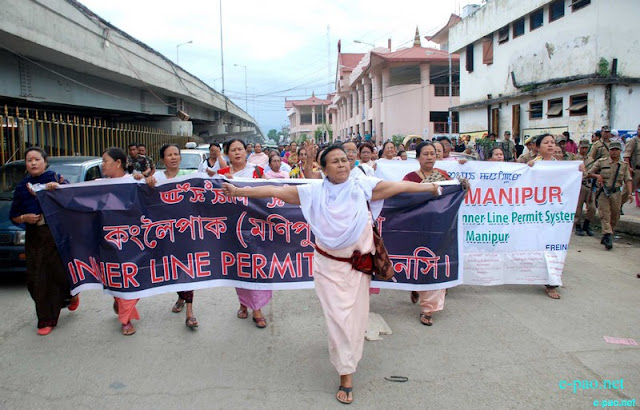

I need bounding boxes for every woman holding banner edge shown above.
[146,144,198,329]
[9,146,77,336]
[403,141,453,326]
[222,143,442,405]
[528,133,585,299]
[217,139,271,329]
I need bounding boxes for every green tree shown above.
[267,129,279,144]
[391,134,405,147]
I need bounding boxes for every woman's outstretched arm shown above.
[371,180,441,201]
[222,182,300,205]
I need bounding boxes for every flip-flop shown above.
[185,316,199,329]
[420,313,433,326]
[336,386,353,405]
[172,299,185,313]
[122,322,136,336]
[252,316,267,328]
[237,309,248,319]
[545,288,561,299]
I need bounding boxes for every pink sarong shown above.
[418,289,445,313]
[114,297,140,324]
[235,289,272,311]
[314,224,374,375]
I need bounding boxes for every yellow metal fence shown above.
[0,105,201,164]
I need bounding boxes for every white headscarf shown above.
[297,176,382,250]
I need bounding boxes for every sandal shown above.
[410,291,418,304]
[237,308,248,319]
[122,322,136,336]
[37,326,53,336]
[185,316,199,329]
[68,295,80,311]
[172,299,185,313]
[420,313,433,326]
[336,386,353,404]
[545,288,561,299]
[252,316,267,328]
[113,300,119,314]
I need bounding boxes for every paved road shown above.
[0,232,638,409]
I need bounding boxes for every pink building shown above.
[285,93,333,142]
[331,28,460,144]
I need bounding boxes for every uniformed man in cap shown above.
[574,140,596,236]
[589,125,612,161]
[517,135,538,163]
[623,124,640,206]
[587,140,632,249]
[556,135,576,160]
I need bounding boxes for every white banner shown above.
[375,159,582,286]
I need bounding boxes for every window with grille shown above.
[529,101,543,119]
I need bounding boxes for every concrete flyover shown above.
[0,0,261,142]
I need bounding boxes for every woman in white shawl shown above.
[222,144,441,405]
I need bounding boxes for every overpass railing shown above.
[0,105,200,164]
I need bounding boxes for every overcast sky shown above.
[80,0,478,133]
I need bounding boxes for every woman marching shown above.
[147,144,199,329]
[402,142,452,326]
[100,147,145,335]
[10,147,78,335]
[217,139,271,328]
[222,144,441,404]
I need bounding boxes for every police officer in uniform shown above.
[517,135,538,163]
[574,140,596,236]
[587,140,632,249]
[588,125,612,161]
[622,124,640,206]
[556,135,576,160]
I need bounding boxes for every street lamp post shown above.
[234,63,248,113]
[353,39,375,47]
[176,40,193,65]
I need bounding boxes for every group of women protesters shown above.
[14,133,580,404]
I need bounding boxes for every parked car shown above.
[155,149,208,176]
[0,156,103,273]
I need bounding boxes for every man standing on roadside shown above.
[501,131,516,162]
[622,124,640,207]
[574,140,596,236]
[587,140,632,249]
